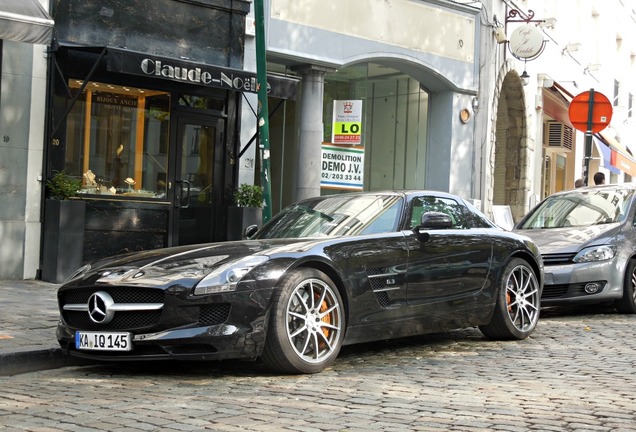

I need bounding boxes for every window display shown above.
[64,80,171,199]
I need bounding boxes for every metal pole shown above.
[254,0,272,222]
[583,88,595,186]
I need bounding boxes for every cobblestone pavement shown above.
[1,303,636,431]
[0,280,60,352]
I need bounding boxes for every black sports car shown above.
[57,191,544,374]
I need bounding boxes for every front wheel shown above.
[615,259,636,314]
[261,268,345,374]
[479,258,541,340]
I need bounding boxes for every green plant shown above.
[46,170,82,200]
[233,183,263,208]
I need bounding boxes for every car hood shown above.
[62,238,325,289]
[514,223,621,254]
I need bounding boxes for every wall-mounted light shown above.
[584,63,602,74]
[562,43,581,54]
[538,17,557,29]
[494,27,507,44]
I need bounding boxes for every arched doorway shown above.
[492,70,530,223]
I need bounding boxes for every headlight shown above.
[193,256,269,295]
[573,245,615,263]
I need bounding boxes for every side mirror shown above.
[243,224,259,239]
[420,211,452,229]
[412,211,452,241]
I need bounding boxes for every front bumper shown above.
[57,320,267,362]
[541,259,624,305]
[56,285,275,362]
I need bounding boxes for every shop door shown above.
[172,116,224,245]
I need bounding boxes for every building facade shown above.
[5,0,633,280]
[487,0,636,225]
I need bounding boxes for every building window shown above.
[614,79,620,106]
[65,80,171,199]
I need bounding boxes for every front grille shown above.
[63,309,163,330]
[61,287,164,305]
[60,287,165,330]
[541,253,577,266]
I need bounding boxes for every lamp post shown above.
[254,0,272,222]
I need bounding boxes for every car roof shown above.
[551,183,636,197]
[297,190,464,202]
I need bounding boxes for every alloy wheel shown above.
[285,278,343,364]
[505,264,540,332]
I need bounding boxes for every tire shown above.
[261,268,345,374]
[479,258,541,340]
[615,259,636,314]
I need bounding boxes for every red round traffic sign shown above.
[568,90,613,133]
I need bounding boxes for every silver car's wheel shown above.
[480,258,541,340]
[261,268,345,374]
[616,259,636,314]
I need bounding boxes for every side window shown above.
[409,196,470,229]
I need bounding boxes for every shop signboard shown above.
[332,100,362,144]
[320,143,364,190]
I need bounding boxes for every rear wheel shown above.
[261,268,345,374]
[479,258,540,340]
[615,259,636,314]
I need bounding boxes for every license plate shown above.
[75,331,132,351]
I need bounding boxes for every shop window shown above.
[65,80,170,199]
[323,63,429,192]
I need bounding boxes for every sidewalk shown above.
[0,279,88,376]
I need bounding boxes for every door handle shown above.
[175,180,191,208]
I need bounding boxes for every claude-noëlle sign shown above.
[108,48,262,93]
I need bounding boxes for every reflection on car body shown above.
[57,190,543,374]
[514,183,636,313]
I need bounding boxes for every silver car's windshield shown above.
[519,188,634,229]
[254,194,404,239]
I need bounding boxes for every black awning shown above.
[106,47,299,100]
[0,0,54,44]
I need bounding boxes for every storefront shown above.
[261,0,481,212]
[42,0,258,278]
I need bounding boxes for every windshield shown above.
[254,194,404,239]
[518,188,634,229]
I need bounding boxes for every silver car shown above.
[514,184,636,313]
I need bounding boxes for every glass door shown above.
[172,115,224,245]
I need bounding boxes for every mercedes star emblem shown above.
[87,291,115,324]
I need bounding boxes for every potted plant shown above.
[41,171,86,283]
[227,183,263,240]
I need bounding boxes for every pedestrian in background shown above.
[593,172,606,185]
[574,178,584,188]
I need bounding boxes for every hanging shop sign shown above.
[509,24,544,60]
[332,100,363,144]
[320,143,365,191]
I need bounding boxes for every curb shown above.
[0,348,93,376]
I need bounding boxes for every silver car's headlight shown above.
[193,256,269,295]
[573,245,615,263]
